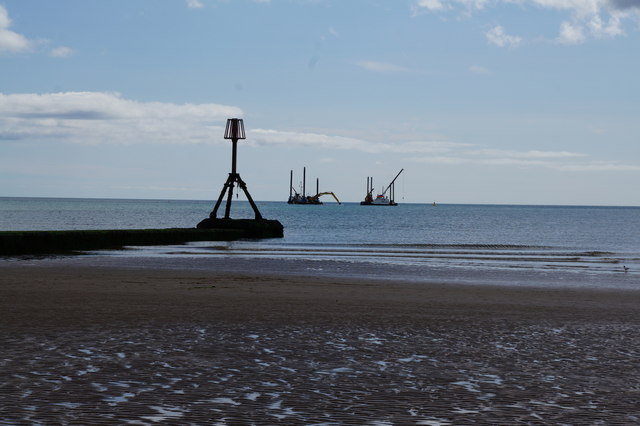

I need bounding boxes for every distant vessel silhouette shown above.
[360,169,403,206]
[288,167,341,205]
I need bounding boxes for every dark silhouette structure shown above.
[287,167,341,205]
[197,118,283,237]
[360,169,403,206]
[209,118,262,220]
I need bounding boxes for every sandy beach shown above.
[2,264,640,424]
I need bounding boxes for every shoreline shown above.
[5,250,638,291]
[3,264,640,327]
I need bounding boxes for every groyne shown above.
[0,220,284,255]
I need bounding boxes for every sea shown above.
[1,197,639,289]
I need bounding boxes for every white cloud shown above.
[469,64,490,74]
[318,157,336,163]
[414,0,446,12]
[587,13,624,37]
[250,128,472,154]
[412,0,490,15]
[355,60,413,73]
[391,140,475,153]
[3,91,637,174]
[413,0,640,44]
[186,0,204,8]
[553,163,640,171]
[557,20,586,43]
[0,92,242,145]
[486,25,522,47]
[408,146,639,172]
[410,155,470,165]
[474,149,586,158]
[49,46,75,58]
[0,91,467,155]
[0,5,32,53]
[250,128,372,151]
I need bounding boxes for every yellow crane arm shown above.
[314,192,341,204]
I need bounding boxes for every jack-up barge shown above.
[360,169,403,206]
[288,167,341,205]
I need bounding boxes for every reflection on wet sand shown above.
[3,323,640,424]
[1,265,640,424]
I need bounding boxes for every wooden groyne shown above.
[0,219,284,255]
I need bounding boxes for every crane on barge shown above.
[360,169,403,206]
[288,167,341,205]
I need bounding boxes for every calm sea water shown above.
[2,197,639,287]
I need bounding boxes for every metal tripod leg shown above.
[224,177,235,219]
[237,176,263,220]
[210,173,263,220]
[210,174,234,219]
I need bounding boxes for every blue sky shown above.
[1,0,639,205]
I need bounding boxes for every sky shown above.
[1,0,639,206]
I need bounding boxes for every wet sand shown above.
[2,265,640,424]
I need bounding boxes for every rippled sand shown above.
[2,266,640,424]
